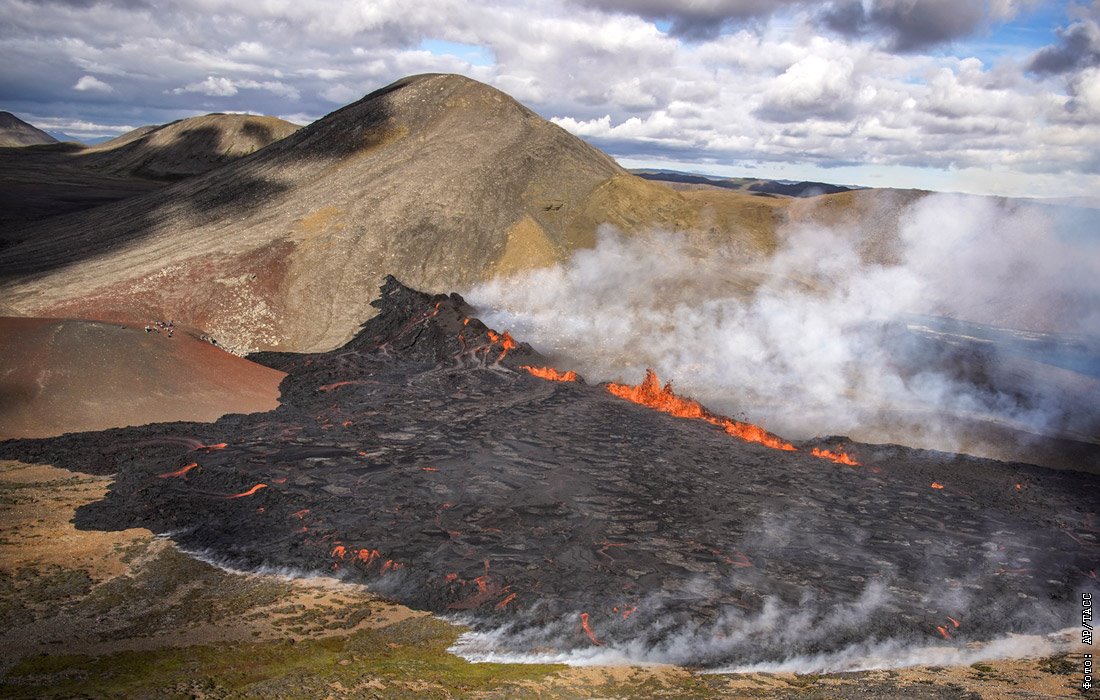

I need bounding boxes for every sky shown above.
[2,0,1099,198]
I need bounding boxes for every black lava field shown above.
[2,277,1097,667]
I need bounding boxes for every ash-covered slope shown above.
[0,111,58,147]
[1,278,1095,668]
[80,113,301,181]
[1,73,688,354]
[0,114,299,232]
[0,317,284,439]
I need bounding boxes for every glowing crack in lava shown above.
[157,462,198,478]
[226,483,267,499]
[520,365,578,382]
[607,369,797,451]
[580,612,602,645]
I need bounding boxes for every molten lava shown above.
[931,482,945,489]
[936,625,952,640]
[811,447,861,466]
[195,442,227,451]
[158,462,198,479]
[580,612,602,645]
[521,365,578,382]
[226,483,267,499]
[606,369,796,451]
[487,330,517,361]
[496,592,517,609]
[947,616,961,628]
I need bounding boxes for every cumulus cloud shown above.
[754,54,859,122]
[1027,19,1100,75]
[72,74,112,92]
[170,75,300,99]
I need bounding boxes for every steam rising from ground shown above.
[469,193,1100,457]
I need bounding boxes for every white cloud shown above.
[73,74,113,92]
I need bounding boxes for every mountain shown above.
[0,114,300,231]
[0,317,283,439]
[0,74,788,354]
[0,111,58,147]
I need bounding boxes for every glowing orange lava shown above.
[947,616,960,628]
[331,545,348,559]
[606,369,796,451]
[621,605,637,620]
[931,482,945,489]
[936,625,951,640]
[811,447,861,466]
[580,612,602,645]
[521,365,578,382]
[158,462,198,479]
[496,592,517,609]
[358,549,380,565]
[195,442,227,451]
[226,483,267,499]
[487,330,517,361]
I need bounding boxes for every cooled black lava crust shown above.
[3,277,1097,666]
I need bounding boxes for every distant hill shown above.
[0,74,793,354]
[81,114,302,181]
[633,169,854,197]
[0,113,300,231]
[0,111,58,147]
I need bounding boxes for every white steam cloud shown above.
[469,193,1100,464]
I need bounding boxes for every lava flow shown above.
[226,483,267,499]
[580,612,602,645]
[2,276,1096,668]
[521,365,578,382]
[157,462,198,478]
[606,369,796,451]
[811,447,861,466]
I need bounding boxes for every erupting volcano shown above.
[1,277,1095,668]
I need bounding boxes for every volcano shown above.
[2,278,1094,668]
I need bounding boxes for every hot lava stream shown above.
[1,276,1096,668]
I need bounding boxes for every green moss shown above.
[0,617,566,699]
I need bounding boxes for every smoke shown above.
[468,193,1100,462]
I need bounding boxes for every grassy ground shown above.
[0,460,1087,699]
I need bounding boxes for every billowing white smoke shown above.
[468,193,1100,458]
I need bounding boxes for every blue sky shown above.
[2,0,1098,199]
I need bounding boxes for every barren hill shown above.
[80,113,302,181]
[0,74,786,354]
[0,111,58,147]
[0,317,283,439]
[0,114,300,232]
